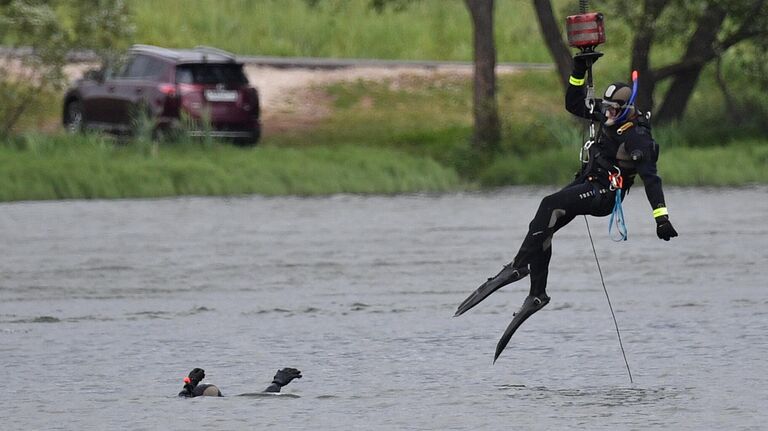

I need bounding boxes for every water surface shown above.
[2,187,767,430]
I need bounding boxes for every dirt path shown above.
[244,64,529,136]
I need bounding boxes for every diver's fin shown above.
[454,265,530,317]
[493,294,550,363]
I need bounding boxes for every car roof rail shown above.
[130,44,182,59]
[194,45,237,62]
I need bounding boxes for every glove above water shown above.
[272,367,302,387]
[656,215,678,241]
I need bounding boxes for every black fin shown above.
[454,265,529,317]
[493,295,550,363]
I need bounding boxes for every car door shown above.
[115,55,172,129]
[109,55,151,129]
[79,67,119,128]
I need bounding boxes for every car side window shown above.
[144,57,167,79]
[122,55,150,79]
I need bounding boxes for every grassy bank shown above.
[3,68,766,202]
[6,0,767,200]
[4,131,764,203]
[0,134,459,202]
[282,71,768,186]
[478,144,768,187]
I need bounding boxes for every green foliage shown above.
[2,63,767,202]
[306,0,418,13]
[270,70,768,188]
[367,0,420,13]
[0,134,460,201]
[478,148,579,187]
[592,0,768,54]
[129,0,553,62]
[0,1,68,136]
[659,143,768,186]
[589,0,768,121]
[479,105,768,188]
[726,40,768,114]
[0,0,135,136]
[475,143,768,188]
[68,0,135,51]
[4,0,767,198]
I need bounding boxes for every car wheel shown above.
[65,100,84,133]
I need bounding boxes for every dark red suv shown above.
[63,44,260,145]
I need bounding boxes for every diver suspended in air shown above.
[178,367,302,397]
[455,51,678,362]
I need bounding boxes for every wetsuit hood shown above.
[602,82,635,127]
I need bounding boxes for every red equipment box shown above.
[566,12,605,48]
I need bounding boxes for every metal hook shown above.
[608,166,623,190]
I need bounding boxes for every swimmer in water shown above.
[178,367,302,397]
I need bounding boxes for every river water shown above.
[2,187,766,430]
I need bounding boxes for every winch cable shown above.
[583,216,634,384]
[577,5,634,381]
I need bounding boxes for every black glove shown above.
[272,368,302,387]
[572,51,603,77]
[656,216,678,241]
[187,368,205,385]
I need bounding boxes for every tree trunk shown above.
[532,0,571,88]
[655,4,727,123]
[464,0,500,152]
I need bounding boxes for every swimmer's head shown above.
[178,368,221,397]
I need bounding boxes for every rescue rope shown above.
[580,41,633,383]
[583,216,634,384]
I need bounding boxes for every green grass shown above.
[0,134,459,202]
[6,0,768,201]
[0,71,580,201]
[288,72,568,173]
[474,143,768,187]
[262,70,768,189]
[126,0,716,78]
[129,0,557,63]
[4,67,766,203]
[659,143,768,186]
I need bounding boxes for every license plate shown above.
[204,90,238,102]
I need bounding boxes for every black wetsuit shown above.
[509,71,669,299]
[179,383,222,397]
[178,367,300,398]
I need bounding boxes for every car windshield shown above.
[175,63,248,85]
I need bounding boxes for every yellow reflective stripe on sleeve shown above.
[653,207,669,218]
[569,75,586,86]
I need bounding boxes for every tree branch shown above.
[718,0,766,50]
[654,1,766,82]
[651,3,726,81]
[653,58,708,81]
[720,0,765,51]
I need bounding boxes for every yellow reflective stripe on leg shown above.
[653,207,669,218]
[569,75,586,86]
